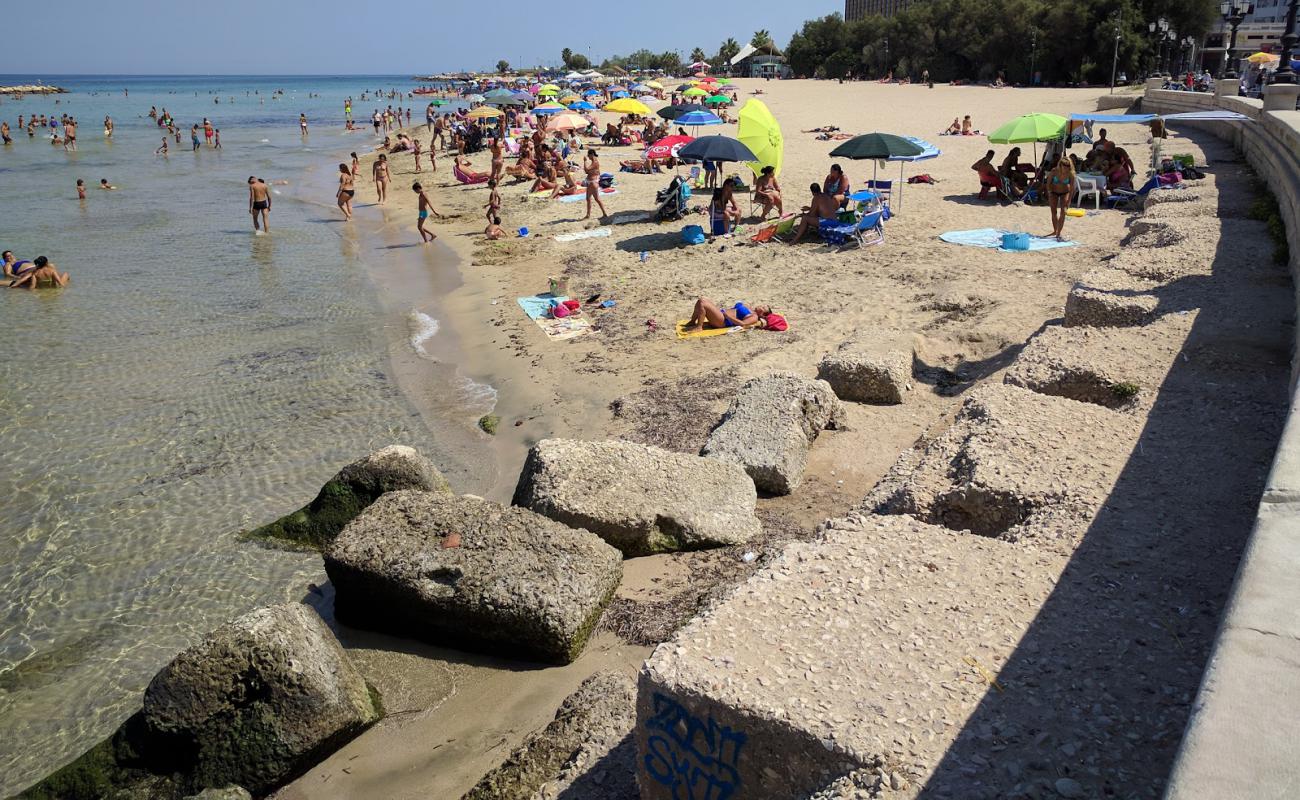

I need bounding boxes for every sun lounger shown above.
[454,164,489,185]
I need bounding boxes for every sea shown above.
[0,74,489,794]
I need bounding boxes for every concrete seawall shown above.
[1143,87,1300,800]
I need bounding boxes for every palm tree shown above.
[691,47,708,64]
[717,38,741,65]
[561,48,573,68]
[496,60,510,74]
[752,30,773,49]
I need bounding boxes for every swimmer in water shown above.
[9,256,70,289]
[412,182,444,243]
[99,178,116,190]
[299,113,308,136]
[248,176,271,233]
[76,179,86,199]
[156,137,168,155]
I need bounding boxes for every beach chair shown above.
[1105,175,1161,210]
[818,209,885,249]
[1074,175,1102,210]
[655,176,689,222]
[866,180,893,207]
[976,166,1014,203]
[453,164,490,185]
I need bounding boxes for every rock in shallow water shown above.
[513,438,761,556]
[246,445,449,550]
[325,490,622,664]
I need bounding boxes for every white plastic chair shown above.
[1074,175,1102,210]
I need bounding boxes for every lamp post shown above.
[1109,10,1122,93]
[1031,29,1039,86]
[1220,1,1254,80]
[1149,18,1169,76]
[1182,36,1197,75]
[1273,0,1298,84]
[1163,29,1178,75]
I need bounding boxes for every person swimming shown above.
[3,250,35,279]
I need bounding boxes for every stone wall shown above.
[1143,87,1300,800]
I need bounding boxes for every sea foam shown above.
[407,310,440,358]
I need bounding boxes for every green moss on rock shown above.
[477,414,500,435]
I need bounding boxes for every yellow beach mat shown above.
[676,321,748,339]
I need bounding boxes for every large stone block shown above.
[816,347,911,404]
[701,373,844,495]
[1064,270,1160,328]
[142,603,380,795]
[635,515,1060,799]
[247,445,449,549]
[512,438,760,557]
[324,490,622,664]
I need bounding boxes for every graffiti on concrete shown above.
[643,692,748,800]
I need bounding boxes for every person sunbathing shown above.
[551,167,581,198]
[9,256,69,289]
[682,297,773,332]
[802,126,841,133]
[505,156,537,181]
[456,157,489,182]
[754,166,783,221]
[815,131,854,141]
[789,183,841,245]
[943,118,961,135]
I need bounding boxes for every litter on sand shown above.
[939,228,1079,252]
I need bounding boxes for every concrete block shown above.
[816,347,911,404]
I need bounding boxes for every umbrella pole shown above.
[898,161,905,214]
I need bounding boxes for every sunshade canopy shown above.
[603,98,651,115]
[829,132,924,160]
[678,135,758,163]
[676,110,724,126]
[986,113,1067,144]
[466,106,502,119]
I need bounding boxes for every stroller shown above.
[656,176,690,222]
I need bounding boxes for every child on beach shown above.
[485,215,505,240]
[99,179,116,190]
[76,179,86,200]
[412,137,423,173]
[485,180,501,222]
[213,129,221,149]
[156,137,168,155]
[351,152,360,179]
[413,182,444,244]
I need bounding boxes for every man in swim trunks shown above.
[1,122,10,145]
[412,182,444,243]
[248,176,271,233]
[63,118,76,151]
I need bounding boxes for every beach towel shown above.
[676,321,748,339]
[454,165,489,185]
[554,228,612,242]
[517,294,592,340]
[558,188,618,203]
[939,228,1079,252]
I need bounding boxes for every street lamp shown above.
[1220,1,1254,80]
[1149,18,1169,76]
[1181,36,1197,75]
[1273,0,1298,84]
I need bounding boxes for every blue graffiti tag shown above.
[643,692,748,800]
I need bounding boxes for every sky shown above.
[7,0,841,75]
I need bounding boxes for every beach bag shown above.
[682,225,706,245]
[764,313,788,332]
[598,173,614,189]
[1157,171,1183,187]
[907,174,936,184]
[1001,232,1031,251]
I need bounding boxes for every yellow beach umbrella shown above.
[540,83,561,91]
[559,94,582,104]
[467,106,503,119]
[603,98,651,115]
[538,87,559,96]
[682,86,709,97]
[645,80,664,89]
[737,98,784,179]
[1246,51,1280,64]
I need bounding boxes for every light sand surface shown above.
[275,80,1289,799]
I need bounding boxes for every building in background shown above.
[728,42,791,78]
[1200,0,1288,73]
[845,0,922,22]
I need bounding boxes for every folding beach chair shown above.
[1105,175,1161,210]
[818,209,885,249]
[866,180,893,207]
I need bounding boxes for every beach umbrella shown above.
[676,109,724,129]
[613,91,630,98]
[645,134,694,160]
[467,106,503,120]
[737,98,783,179]
[540,83,561,91]
[717,78,732,85]
[568,101,597,111]
[487,96,526,107]
[528,84,541,95]
[678,135,757,164]
[1246,52,1279,64]
[694,71,710,79]
[656,104,696,121]
[677,83,695,92]
[465,93,485,103]
[705,94,732,105]
[878,136,941,213]
[645,80,664,89]
[430,98,447,106]
[608,85,629,93]
[603,98,652,115]
[533,101,566,114]
[682,86,709,97]
[538,87,559,96]
[549,112,591,130]
[986,112,1066,164]
[484,88,514,99]
[829,132,924,186]
[559,94,582,104]
[583,88,601,96]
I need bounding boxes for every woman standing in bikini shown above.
[582,149,607,221]
[1046,155,1075,240]
[489,139,504,183]
[337,163,355,221]
[372,154,390,205]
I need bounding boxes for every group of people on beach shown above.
[3,251,70,289]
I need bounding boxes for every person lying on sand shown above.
[682,297,773,332]
[789,183,841,245]
[456,156,490,182]
[802,126,841,133]
[9,256,70,289]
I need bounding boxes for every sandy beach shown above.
[258,78,1289,798]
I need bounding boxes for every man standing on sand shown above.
[248,176,271,233]
[582,149,607,221]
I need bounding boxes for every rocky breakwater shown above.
[18,603,381,799]
[1,85,66,94]
[513,438,761,556]
[244,445,447,549]
[323,490,622,664]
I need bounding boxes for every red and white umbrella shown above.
[645,134,694,160]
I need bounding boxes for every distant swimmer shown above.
[76,179,86,200]
[104,116,114,137]
[337,163,355,221]
[248,176,271,233]
[1,122,10,144]
[412,182,444,243]
[299,113,308,136]
[99,179,116,190]
[8,256,70,289]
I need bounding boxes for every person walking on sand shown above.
[337,163,355,221]
[413,182,444,243]
[248,176,271,233]
[1045,155,1075,240]
[412,137,423,173]
[373,154,390,204]
[582,149,607,220]
[299,113,308,136]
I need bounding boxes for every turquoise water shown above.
[0,75,474,793]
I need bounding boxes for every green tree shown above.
[691,47,708,64]
[568,53,592,70]
[496,60,510,74]
[561,48,573,68]
[716,37,742,66]
[752,29,773,48]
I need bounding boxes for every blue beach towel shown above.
[939,228,1078,252]
[517,293,568,319]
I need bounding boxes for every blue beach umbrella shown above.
[613,91,630,98]
[676,110,724,128]
[568,101,597,111]
[583,88,601,96]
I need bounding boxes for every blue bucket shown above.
[1001,232,1031,251]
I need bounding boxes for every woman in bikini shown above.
[1046,156,1075,240]
[337,163,355,221]
[372,154,390,205]
[583,149,607,221]
[489,139,504,183]
[822,164,850,208]
[754,166,783,221]
[350,152,361,180]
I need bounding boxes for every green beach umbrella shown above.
[986,113,1066,166]
[682,86,709,97]
[828,132,924,186]
[705,94,732,105]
